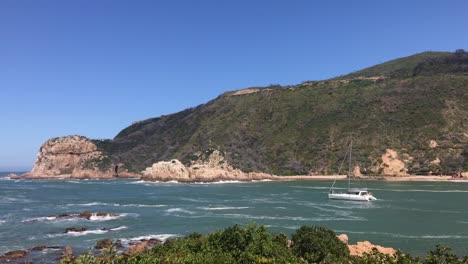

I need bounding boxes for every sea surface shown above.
[1,172,468,260]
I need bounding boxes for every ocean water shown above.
[1,172,468,260]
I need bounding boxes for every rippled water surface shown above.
[1,173,468,257]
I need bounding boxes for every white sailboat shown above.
[328,139,377,201]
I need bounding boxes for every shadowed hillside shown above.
[92,51,467,175]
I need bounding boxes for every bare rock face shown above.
[353,165,362,177]
[380,149,408,176]
[348,241,396,257]
[337,233,396,257]
[142,159,190,181]
[337,234,349,244]
[24,136,114,179]
[142,150,274,182]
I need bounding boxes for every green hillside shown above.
[95,51,468,175]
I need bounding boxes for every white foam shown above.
[89,213,127,221]
[372,188,468,193]
[66,202,120,207]
[0,220,5,224]
[119,234,177,246]
[198,206,250,211]
[165,208,196,214]
[48,226,127,237]
[122,204,166,208]
[187,213,367,222]
[335,230,468,239]
[22,213,129,223]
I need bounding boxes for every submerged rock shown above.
[95,239,114,250]
[0,250,28,261]
[64,227,87,233]
[125,238,162,256]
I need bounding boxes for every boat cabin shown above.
[346,188,369,196]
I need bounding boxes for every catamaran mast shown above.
[348,139,352,189]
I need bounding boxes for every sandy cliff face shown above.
[24,136,114,179]
[379,149,408,176]
[142,150,274,182]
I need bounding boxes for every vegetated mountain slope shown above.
[97,51,468,175]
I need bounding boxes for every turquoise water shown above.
[1,173,468,259]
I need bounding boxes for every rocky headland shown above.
[18,51,468,181]
[21,136,139,179]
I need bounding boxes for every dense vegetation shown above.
[64,224,468,264]
[94,51,468,175]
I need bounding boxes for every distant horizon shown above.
[1,0,467,170]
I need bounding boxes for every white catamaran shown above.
[328,139,377,201]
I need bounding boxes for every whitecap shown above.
[66,202,120,207]
[121,204,166,208]
[198,206,250,211]
[371,188,468,193]
[334,230,468,239]
[89,213,126,221]
[165,208,196,214]
[119,234,178,246]
[48,226,127,237]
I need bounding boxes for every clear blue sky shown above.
[1,0,467,171]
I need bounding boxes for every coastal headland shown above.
[16,51,468,182]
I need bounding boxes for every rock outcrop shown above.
[142,159,190,181]
[337,233,396,257]
[348,241,397,257]
[379,149,408,176]
[142,150,275,182]
[23,136,139,179]
[23,136,114,179]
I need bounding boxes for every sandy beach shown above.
[273,175,467,182]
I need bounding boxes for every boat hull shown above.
[328,193,377,201]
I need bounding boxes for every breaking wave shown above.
[198,206,250,211]
[165,208,196,215]
[47,226,127,237]
[335,230,468,239]
[119,234,178,246]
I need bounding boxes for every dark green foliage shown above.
[352,249,420,264]
[424,245,468,264]
[90,51,467,175]
[65,224,468,264]
[291,226,349,263]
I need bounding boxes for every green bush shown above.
[291,226,350,263]
[64,225,468,264]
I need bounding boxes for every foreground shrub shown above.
[65,224,468,264]
[291,226,350,263]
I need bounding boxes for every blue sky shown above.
[1,0,467,171]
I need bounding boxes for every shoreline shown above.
[6,173,468,183]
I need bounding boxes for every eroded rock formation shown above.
[379,149,408,176]
[142,150,274,182]
[337,233,396,257]
[23,136,113,179]
[23,136,138,179]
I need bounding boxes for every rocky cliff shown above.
[25,51,468,178]
[24,136,136,179]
